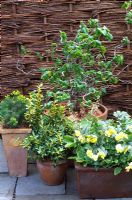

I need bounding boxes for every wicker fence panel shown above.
[1,0,132,115]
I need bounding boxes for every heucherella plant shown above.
[64,111,132,175]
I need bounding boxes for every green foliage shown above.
[122,1,132,24]
[64,111,132,174]
[126,10,132,24]
[23,103,74,163]
[121,36,130,46]
[25,84,44,131]
[40,19,124,108]
[0,91,27,128]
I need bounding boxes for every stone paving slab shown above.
[66,168,77,195]
[16,164,65,196]
[0,140,8,173]
[15,194,92,200]
[0,174,16,200]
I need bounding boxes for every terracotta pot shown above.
[37,160,68,185]
[0,127,31,177]
[96,103,108,120]
[75,164,132,199]
[83,95,108,120]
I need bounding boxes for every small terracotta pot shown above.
[75,164,132,199]
[37,160,68,185]
[82,95,108,120]
[0,127,31,177]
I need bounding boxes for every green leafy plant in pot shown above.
[64,111,132,198]
[23,87,74,185]
[0,90,31,177]
[39,18,126,120]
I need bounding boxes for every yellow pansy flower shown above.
[116,144,125,153]
[105,128,117,137]
[98,150,107,159]
[86,150,93,158]
[78,135,85,143]
[92,154,98,161]
[75,130,81,137]
[86,135,98,144]
[86,150,98,161]
[125,162,132,172]
[115,132,128,141]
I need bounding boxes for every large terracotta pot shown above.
[0,127,31,177]
[75,164,132,199]
[37,160,68,185]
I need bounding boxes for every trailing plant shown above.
[23,103,74,163]
[64,111,132,175]
[40,19,125,110]
[0,91,27,128]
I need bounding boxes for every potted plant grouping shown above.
[23,85,74,185]
[64,111,132,198]
[0,90,31,177]
[39,19,127,120]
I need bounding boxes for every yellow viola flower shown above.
[92,154,98,161]
[86,150,93,158]
[98,150,107,159]
[86,135,98,144]
[125,162,132,172]
[78,135,85,143]
[75,130,81,137]
[105,128,117,137]
[115,132,128,142]
[86,150,98,161]
[116,144,125,153]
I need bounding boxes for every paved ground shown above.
[0,140,132,200]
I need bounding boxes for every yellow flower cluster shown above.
[86,149,107,161]
[75,130,81,137]
[86,150,98,161]
[78,135,85,143]
[105,128,117,137]
[116,144,130,154]
[86,135,98,144]
[115,132,128,141]
[98,149,107,159]
[74,130,98,144]
[125,162,132,172]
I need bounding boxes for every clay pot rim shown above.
[82,94,108,118]
[0,126,32,135]
[96,103,108,118]
[75,164,129,173]
[37,159,67,166]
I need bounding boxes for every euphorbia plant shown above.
[64,111,132,175]
[40,19,125,111]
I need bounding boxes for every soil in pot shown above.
[37,160,68,185]
[75,164,132,199]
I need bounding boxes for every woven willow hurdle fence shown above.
[1,0,132,116]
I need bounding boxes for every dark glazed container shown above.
[75,164,132,199]
[37,160,67,185]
